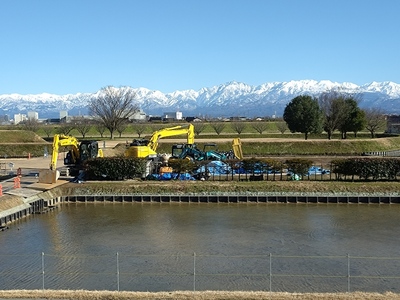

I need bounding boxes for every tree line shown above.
[13,86,388,140]
[283,90,386,140]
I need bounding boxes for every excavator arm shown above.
[41,134,102,184]
[232,138,243,160]
[50,134,80,170]
[148,124,195,151]
[125,123,195,158]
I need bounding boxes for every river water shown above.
[1,202,400,292]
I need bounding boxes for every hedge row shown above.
[332,158,400,181]
[81,157,400,181]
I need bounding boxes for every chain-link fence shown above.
[1,253,399,293]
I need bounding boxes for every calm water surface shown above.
[0,203,399,292]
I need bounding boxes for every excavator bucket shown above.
[232,138,243,160]
[38,170,60,184]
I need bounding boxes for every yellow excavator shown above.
[125,123,196,177]
[125,123,243,177]
[125,123,195,158]
[39,134,103,184]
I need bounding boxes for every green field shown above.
[1,127,400,157]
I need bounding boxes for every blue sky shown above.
[1,0,399,95]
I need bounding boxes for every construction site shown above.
[1,127,400,299]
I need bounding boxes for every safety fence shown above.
[0,253,399,293]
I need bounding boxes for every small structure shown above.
[386,115,400,134]
[130,109,147,122]
[163,111,183,121]
[27,111,39,120]
[60,110,68,119]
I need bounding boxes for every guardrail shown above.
[362,150,400,157]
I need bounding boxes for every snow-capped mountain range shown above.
[1,80,400,119]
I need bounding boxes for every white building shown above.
[27,111,39,120]
[130,109,147,121]
[163,111,183,120]
[13,113,27,124]
[60,110,68,119]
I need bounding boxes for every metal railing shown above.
[0,253,399,293]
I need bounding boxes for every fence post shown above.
[42,252,45,291]
[347,254,350,292]
[116,252,120,292]
[193,252,196,292]
[269,253,272,292]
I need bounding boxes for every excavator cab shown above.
[79,141,100,163]
[64,141,100,166]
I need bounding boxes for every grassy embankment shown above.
[2,128,400,160]
[56,179,400,196]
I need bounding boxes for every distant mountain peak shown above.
[0,80,399,119]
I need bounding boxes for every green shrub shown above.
[332,158,400,181]
[84,157,146,180]
[285,158,313,176]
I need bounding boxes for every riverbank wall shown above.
[62,193,400,204]
[0,193,60,227]
[1,183,400,227]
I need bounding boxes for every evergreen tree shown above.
[283,95,323,140]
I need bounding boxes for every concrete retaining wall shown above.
[62,194,400,204]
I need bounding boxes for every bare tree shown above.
[276,122,288,134]
[56,123,75,135]
[193,123,206,136]
[73,116,92,138]
[132,123,148,137]
[41,125,55,138]
[93,119,108,138]
[116,119,129,138]
[89,86,138,139]
[230,122,246,135]
[318,90,348,140]
[365,108,386,138]
[210,122,226,135]
[23,119,40,132]
[252,122,268,134]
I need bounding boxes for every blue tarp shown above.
[148,172,196,181]
[195,161,232,175]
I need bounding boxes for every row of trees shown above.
[18,86,388,140]
[283,91,386,140]
[89,86,387,140]
[21,115,288,139]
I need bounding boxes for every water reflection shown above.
[0,203,400,292]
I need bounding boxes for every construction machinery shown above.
[39,134,103,184]
[125,123,195,158]
[124,123,195,177]
[171,138,243,161]
[125,123,244,178]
